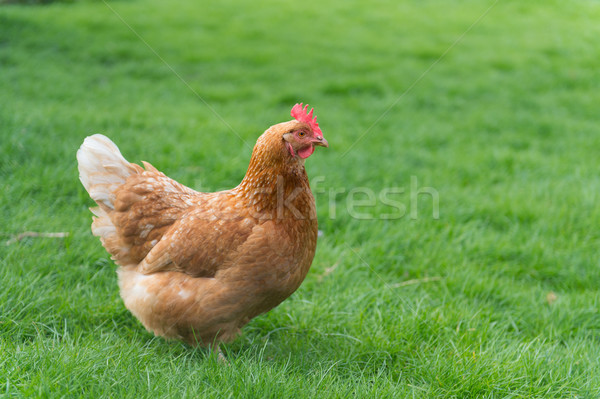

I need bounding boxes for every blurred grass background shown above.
[1,0,600,397]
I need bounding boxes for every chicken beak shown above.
[314,136,329,148]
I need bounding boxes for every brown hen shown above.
[77,104,328,349]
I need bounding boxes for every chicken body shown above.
[77,108,327,346]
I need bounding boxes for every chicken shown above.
[77,103,328,350]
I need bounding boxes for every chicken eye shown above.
[298,131,306,138]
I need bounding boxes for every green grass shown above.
[2,0,600,397]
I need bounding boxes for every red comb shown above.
[291,103,322,136]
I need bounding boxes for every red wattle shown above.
[298,145,314,159]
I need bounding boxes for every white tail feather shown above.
[77,134,138,209]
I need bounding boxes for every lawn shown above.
[1,0,600,397]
